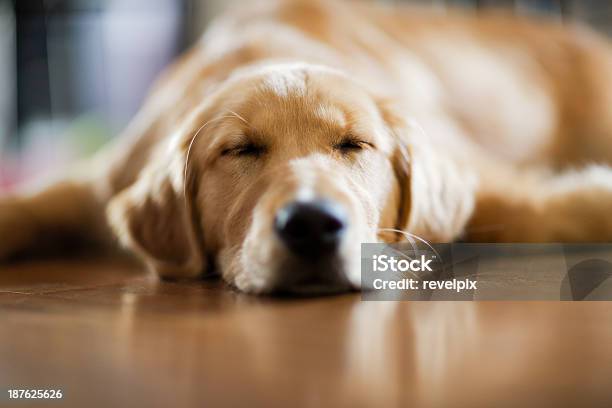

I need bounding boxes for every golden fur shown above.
[2,0,612,293]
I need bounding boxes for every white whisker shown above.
[183,115,239,199]
[225,109,251,127]
[377,227,444,263]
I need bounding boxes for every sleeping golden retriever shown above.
[2,0,612,294]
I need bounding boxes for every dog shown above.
[2,0,612,294]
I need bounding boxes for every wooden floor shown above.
[1,257,612,408]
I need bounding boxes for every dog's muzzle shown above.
[271,199,350,295]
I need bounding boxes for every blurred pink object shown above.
[0,153,22,192]
[1,138,80,193]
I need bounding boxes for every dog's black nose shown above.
[274,199,347,258]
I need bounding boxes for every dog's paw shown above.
[0,198,36,261]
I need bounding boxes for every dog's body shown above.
[3,0,612,293]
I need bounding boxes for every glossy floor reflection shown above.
[1,258,611,407]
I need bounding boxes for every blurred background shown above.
[0,0,610,189]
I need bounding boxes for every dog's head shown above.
[108,63,474,294]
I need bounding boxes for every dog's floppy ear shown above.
[380,102,477,242]
[107,142,205,279]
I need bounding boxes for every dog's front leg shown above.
[0,178,112,260]
[466,165,612,242]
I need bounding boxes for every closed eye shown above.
[221,142,266,158]
[334,138,373,153]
